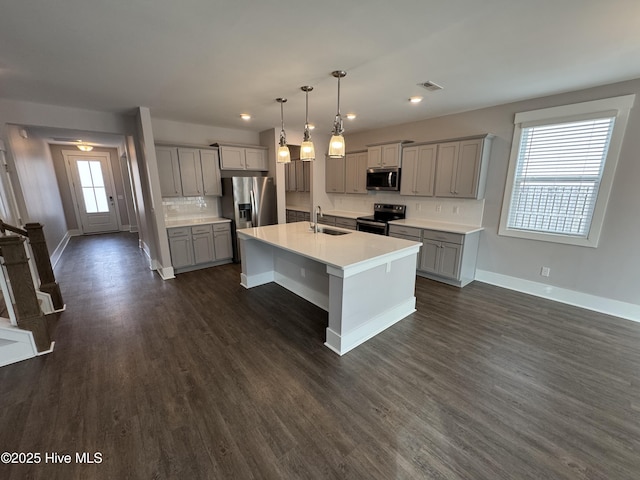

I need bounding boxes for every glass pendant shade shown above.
[77,144,93,152]
[300,86,315,161]
[277,142,291,163]
[328,134,345,158]
[328,71,347,158]
[300,139,315,161]
[276,98,291,163]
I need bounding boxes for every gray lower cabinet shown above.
[388,225,480,287]
[286,209,311,223]
[317,215,357,230]
[167,223,232,273]
[213,224,233,260]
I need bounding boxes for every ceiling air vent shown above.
[418,81,443,92]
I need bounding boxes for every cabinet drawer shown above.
[191,225,213,235]
[168,227,191,238]
[318,216,336,226]
[213,223,230,233]
[422,229,463,244]
[388,225,421,238]
[335,217,357,230]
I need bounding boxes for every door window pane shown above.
[77,160,109,213]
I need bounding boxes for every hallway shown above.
[1,232,640,479]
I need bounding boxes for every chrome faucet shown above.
[312,205,323,233]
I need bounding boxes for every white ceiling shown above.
[2,0,640,137]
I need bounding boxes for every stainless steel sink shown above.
[320,228,350,236]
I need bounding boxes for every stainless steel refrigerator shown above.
[221,177,277,262]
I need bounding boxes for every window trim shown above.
[498,95,635,247]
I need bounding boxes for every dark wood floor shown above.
[1,232,639,479]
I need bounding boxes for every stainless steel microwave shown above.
[366,168,401,191]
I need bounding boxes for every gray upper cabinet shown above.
[367,142,403,168]
[157,146,222,198]
[177,148,204,196]
[325,156,346,193]
[345,151,368,194]
[156,146,182,197]
[434,137,491,199]
[400,144,437,196]
[200,149,221,196]
[219,145,268,171]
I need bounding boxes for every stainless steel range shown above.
[356,204,406,235]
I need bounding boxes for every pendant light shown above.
[328,70,347,158]
[276,98,291,164]
[300,86,315,161]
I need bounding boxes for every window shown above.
[499,95,635,247]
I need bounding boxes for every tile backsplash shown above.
[330,193,484,226]
[163,196,221,219]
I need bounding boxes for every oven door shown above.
[356,219,388,235]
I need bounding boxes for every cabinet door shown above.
[434,142,459,197]
[295,161,305,192]
[345,153,358,193]
[367,146,382,167]
[346,152,367,194]
[400,146,418,196]
[414,144,437,196]
[178,148,204,196]
[245,149,268,170]
[439,242,462,279]
[213,227,233,260]
[325,157,345,193]
[381,143,400,167]
[454,139,482,198]
[156,146,182,197]
[192,232,215,264]
[200,149,221,196]
[219,146,245,170]
[169,235,194,268]
[303,161,311,192]
[419,239,441,274]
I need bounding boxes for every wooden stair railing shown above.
[0,235,51,352]
[0,220,64,353]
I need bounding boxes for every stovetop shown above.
[357,204,406,223]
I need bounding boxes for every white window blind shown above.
[507,117,615,237]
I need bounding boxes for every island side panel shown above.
[238,235,276,288]
[324,253,418,355]
[273,249,330,311]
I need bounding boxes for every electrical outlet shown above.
[301,268,306,278]
[541,266,551,277]
[416,203,422,211]
[453,206,460,215]
[435,204,442,213]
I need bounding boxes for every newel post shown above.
[0,235,51,352]
[24,222,64,310]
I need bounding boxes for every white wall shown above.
[345,78,640,307]
[5,125,68,256]
[151,118,259,146]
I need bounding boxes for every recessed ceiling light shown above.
[240,113,251,120]
[409,96,423,103]
[346,113,356,120]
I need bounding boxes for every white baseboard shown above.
[51,230,80,269]
[120,224,131,232]
[475,270,640,323]
[150,259,175,280]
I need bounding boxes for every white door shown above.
[65,152,119,234]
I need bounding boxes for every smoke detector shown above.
[418,81,443,92]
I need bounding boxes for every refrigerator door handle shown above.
[250,189,257,226]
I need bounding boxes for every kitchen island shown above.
[237,222,422,355]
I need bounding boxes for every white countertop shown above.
[322,209,369,219]
[388,218,483,234]
[164,217,231,228]
[237,222,421,270]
